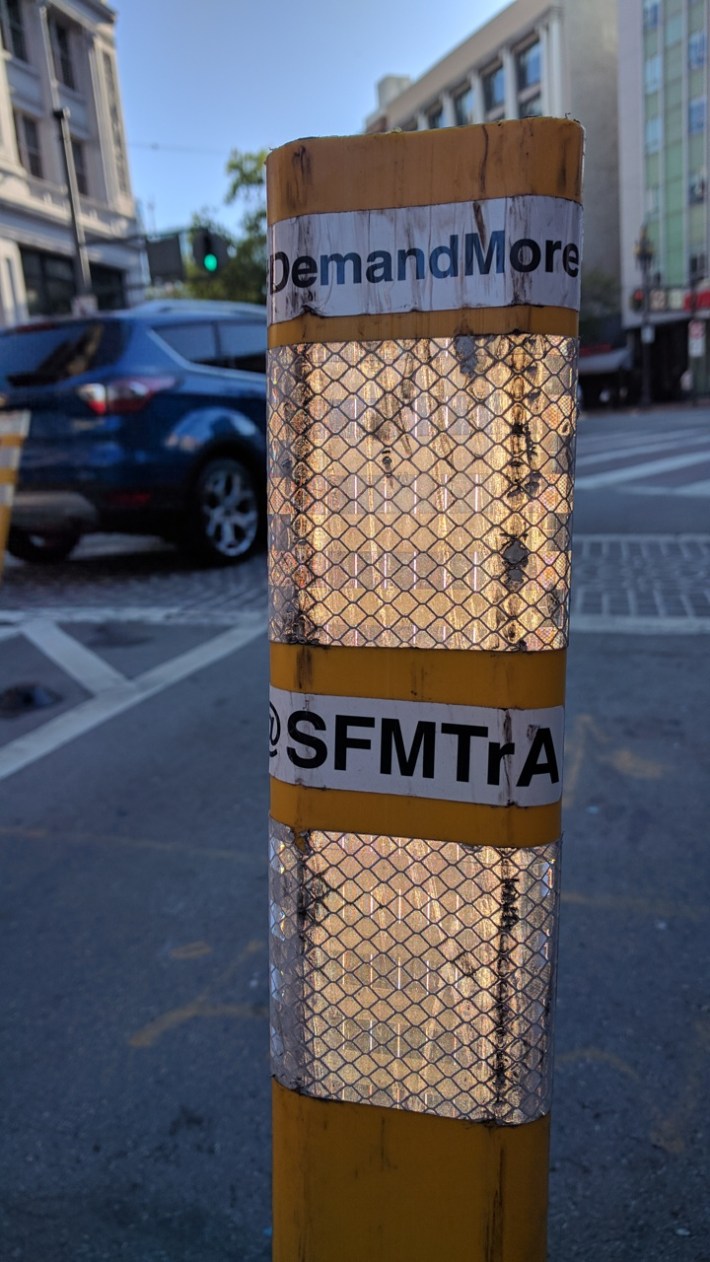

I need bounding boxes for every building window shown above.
[20,248,75,315]
[643,0,660,29]
[516,39,542,118]
[689,96,707,134]
[519,94,542,118]
[13,112,43,178]
[71,139,88,196]
[20,248,125,316]
[427,103,444,129]
[89,262,126,311]
[51,17,76,90]
[689,173,706,204]
[453,84,474,126]
[482,63,504,118]
[2,0,28,61]
[103,51,129,195]
[645,54,661,93]
[646,185,660,215]
[689,252,707,281]
[645,114,662,152]
[665,14,682,47]
[516,40,541,92]
[689,31,706,70]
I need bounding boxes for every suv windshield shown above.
[0,320,127,388]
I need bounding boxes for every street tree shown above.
[184,148,268,305]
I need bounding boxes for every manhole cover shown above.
[0,683,62,717]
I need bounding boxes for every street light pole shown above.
[635,225,654,409]
[38,4,93,309]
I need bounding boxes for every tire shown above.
[7,527,80,564]
[188,456,262,564]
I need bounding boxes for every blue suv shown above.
[0,300,267,564]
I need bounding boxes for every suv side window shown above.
[216,320,266,374]
[154,321,219,366]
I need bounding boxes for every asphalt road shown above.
[0,405,709,1261]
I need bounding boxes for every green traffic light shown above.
[204,253,218,272]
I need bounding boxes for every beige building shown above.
[365,0,620,286]
[0,0,143,324]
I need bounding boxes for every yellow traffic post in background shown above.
[266,119,584,1261]
[0,410,29,581]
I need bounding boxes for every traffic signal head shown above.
[192,228,228,273]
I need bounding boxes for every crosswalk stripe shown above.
[575,450,708,489]
[675,478,710,497]
[576,434,710,468]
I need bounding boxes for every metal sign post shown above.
[266,119,584,1261]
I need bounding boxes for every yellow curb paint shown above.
[273,1080,550,1262]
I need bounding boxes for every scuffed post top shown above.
[266,119,584,222]
[265,120,584,342]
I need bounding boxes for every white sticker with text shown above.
[269,687,564,807]
[268,195,583,324]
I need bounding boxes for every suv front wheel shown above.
[188,455,261,564]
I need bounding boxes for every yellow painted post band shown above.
[273,1080,550,1262]
[266,119,584,218]
[270,642,567,707]
[271,779,560,849]
[269,305,578,347]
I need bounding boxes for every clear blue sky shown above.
[114,0,509,235]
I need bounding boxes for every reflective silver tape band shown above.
[270,821,561,1125]
[269,334,577,651]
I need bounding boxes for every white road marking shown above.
[675,478,710,497]
[0,604,266,627]
[625,482,710,498]
[572,614,710,635]
[575,433,710,468]
[575,450,708,489]
[21,618,125,693]
[0,612,264,782]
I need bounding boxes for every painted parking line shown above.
[21,617,126,692]
[0,611,265,783]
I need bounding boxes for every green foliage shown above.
[183,149,268,305]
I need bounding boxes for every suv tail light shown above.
[76,375,177,416]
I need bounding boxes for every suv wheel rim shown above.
[200,463,259,558]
